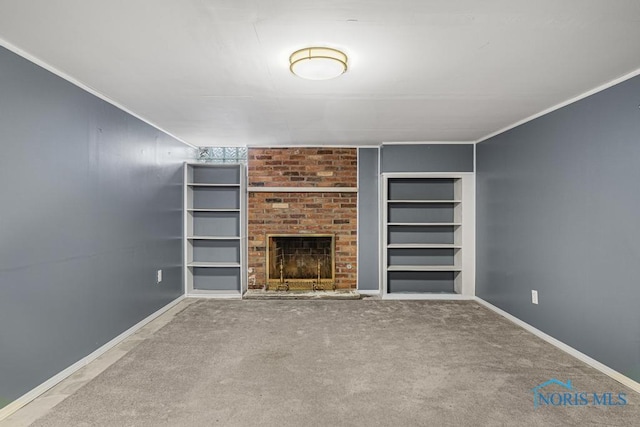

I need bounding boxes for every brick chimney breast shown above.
[247,148,357,290]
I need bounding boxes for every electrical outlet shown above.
[156,269,163,284]
[531,290,538,305]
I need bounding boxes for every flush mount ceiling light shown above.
[289,47,348,80]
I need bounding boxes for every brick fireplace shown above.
[247,148,357,290]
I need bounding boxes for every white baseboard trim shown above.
[357,289,380,295]
[383,293,474,300]
[474,297,640,395]
[0,295,186,421]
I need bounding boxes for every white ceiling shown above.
[1,0,640,147]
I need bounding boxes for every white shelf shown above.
[188,262,241,268]
[387,243,461,249]
[188,183,240,187]
[387,265,462,272]
[387,222,462,226]
[187,208,240,212]
[387,200,461,203]
[188,236,241,240]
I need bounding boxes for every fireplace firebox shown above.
[266,234,335,291]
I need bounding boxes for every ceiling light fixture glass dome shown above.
[289,47,348,80]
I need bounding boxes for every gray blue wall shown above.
[0,46,193,407]
[381,144,474,173]
[357,148,379,291]
[476,74,640,382]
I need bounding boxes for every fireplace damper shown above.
[266,234,335,291]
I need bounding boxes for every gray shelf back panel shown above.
[192,165,240,184]
[192,211,240,237]
[388,178,455,200]
[192,267,241,291]
[388,225,455,244]
[192,187,240,209]
[192,240,240,263]
[388,248,455,266]
[387,271,456,293]
[388,203,454,223]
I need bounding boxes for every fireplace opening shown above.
[266,234,335,291]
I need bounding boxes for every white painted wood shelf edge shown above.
[187,236,241,240]
[387,222,462,226]
[187,262,242,267]
[387,265,463,272]
[187,183,240,187]
[187,209,240,212]
[387,200,461,203]
[387,244,462,249]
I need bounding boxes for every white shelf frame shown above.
[381,172,475,298]
[387,243,462,249]
[387,265,464,272]
[187,236,241,240]
[187,208,241,212]
[387,200,462,204]
[187,183,241,187]
[187,261,242,268]
[387,222,462,226]
[183,162,246,299]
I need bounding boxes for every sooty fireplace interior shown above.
[266,234,335,291]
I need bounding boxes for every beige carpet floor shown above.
[21,300,640,426]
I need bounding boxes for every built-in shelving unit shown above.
[184,163,246,298]
[382,174,474,298]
